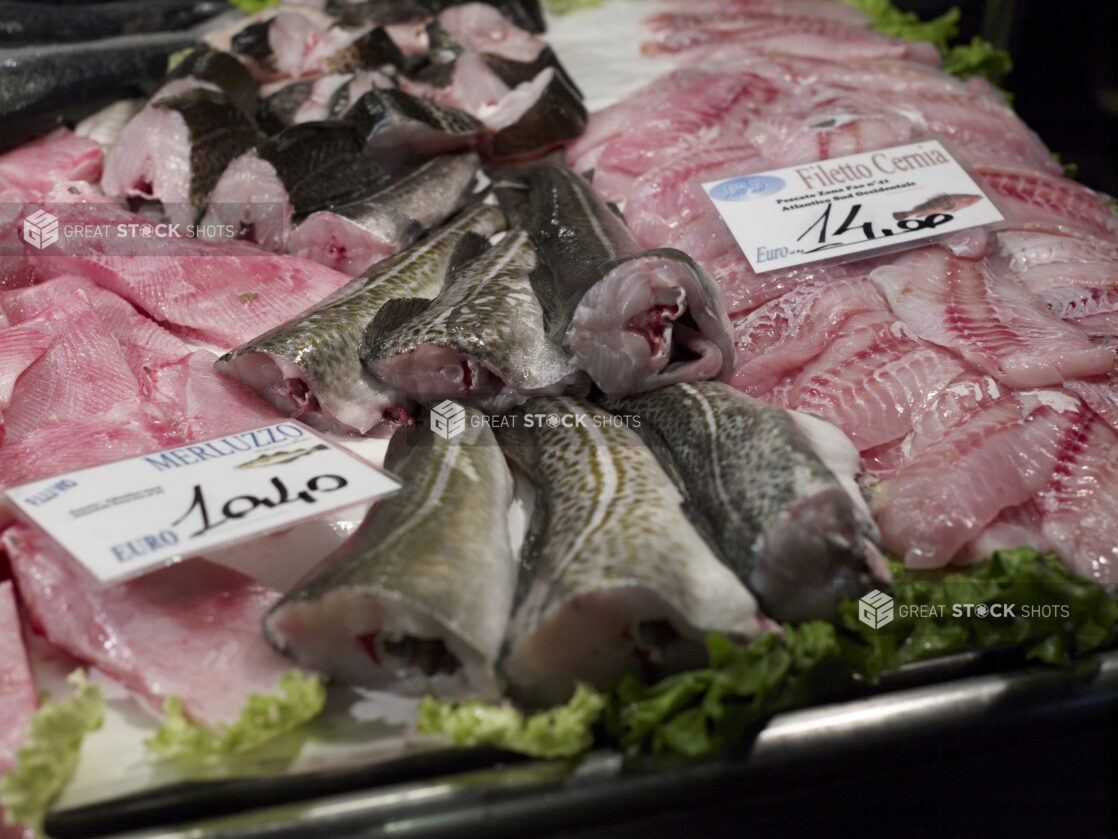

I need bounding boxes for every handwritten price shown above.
[796,202,953,253]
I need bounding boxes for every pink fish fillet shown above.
[0,128,102,199]
[1,291,141,443]
[4,525,298,725]
[729,274,889,394]
[871,247,1116,388]
[647,0,872,30]
[141,350,285,444]
[876,391,1081,568]
[0,581,37,839]
[1065,375,1118,435]
[28,203,354,349]
[976,167,1118,239]
[762,310,969,450]
[0,318,54,444]
[1035,407,1118,589]
[2,276,193,380]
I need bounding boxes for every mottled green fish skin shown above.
[263,410,517,699]
[498,162,639,341]
[363,227,586,410]
[601,382,886,622]
[333,151,482,242]
[218,202,506,434]
[497,396,765,705]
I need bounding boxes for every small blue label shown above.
[709,175,786,201]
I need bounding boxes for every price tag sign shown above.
[702,139,1004,273]
[6,422,401,584]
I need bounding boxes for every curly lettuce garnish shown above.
[0,671,104,833]
[417,684,605,759]
[145,671,327,759]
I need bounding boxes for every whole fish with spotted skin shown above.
[362,227,588,413]
[216,202,506,435]
[497,161,735,397]
[602,382,890,622]
[263,409,516,700]
[497,396,769,706]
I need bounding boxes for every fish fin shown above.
[363,297,433,357]
[446,231,492,278]
[606,200,624,220]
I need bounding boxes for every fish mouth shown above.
[371,344,527,413]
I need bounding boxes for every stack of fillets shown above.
[565,0,1118,589]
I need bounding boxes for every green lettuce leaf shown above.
[145,670,327,758]
[842,0,959,52]
[416,683,606,758]
[0,670,104,833]
[228,0,281,12]
[838,548,1118,682]
[608,623,845,757]
[942,35,1013,82]
[545,0,606,14]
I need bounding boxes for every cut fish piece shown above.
[498,396,768,706]
[1,290,140,443]
[871,247,1115,388]
[876,392,1080,568]
[198,151,293,253]
[730,274,888,394]
[0,580,37,769]
[102,86,260,228]
[1065,375,1118,435]
[977,166,1118,239]
[264,412,516,699]
[1,275,192,380]
[0,127,102,199]
[763,310,970,450]
[4,525,299,726]
[29,202,357,348]
[501,163,735,396]
[141,350,283,443]
[0,317,53,443]
[220,202,507,434]
[287,152,482,275]
[364,226,586,412]
[602,382,887,621]
[346,87,483,171]
[1035,408,1118,589]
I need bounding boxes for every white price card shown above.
[703,139,1004,273]
[6,422,401,585]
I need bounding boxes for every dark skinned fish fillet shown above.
[346,87,484,171]
[263,410,516,700]
[601,382,890,622]
[288,151,482,275]
[258,79,314,132]
[0,0,230,45]
[0,31,197,152]
[363,227,588,411]
[497,162,735,396]
[328,0,545,34]
[101,85,260,227]
[497,396,769,706]
[217,202,506,435]
[165,43,258,117]
[260,120,392,217]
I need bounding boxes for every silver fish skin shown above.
[497,396,768,706]
[216,202,507,435]
[263,409,517,700]
[287,151,484,276]
[601,382,890,622]
[498,162,735,397]
[362,227,588,413]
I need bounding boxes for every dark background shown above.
[900,0,1118,198]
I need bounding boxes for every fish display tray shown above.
[44,649,1118,838]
